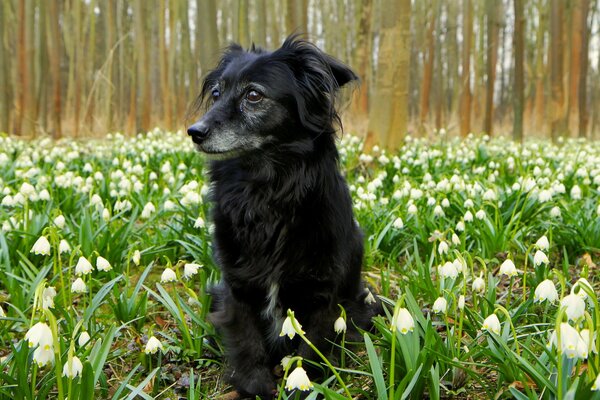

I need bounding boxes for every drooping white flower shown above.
[71,278,87,293]
[141,202,156,219]
[481,314,501,334]
[432,297,447,314]
[53,215,66,229]
[533,250,549,266]
[560,294,586,321]
[472,274,486,294]
[183,263,201,279]
[285,365,313,391]
[42,286,57,309]
[33,346,55,367]
[535,235,550,251]
[280,355,293,370]
[464,210,473,222]
[555,323,588,359]
[592,373,600,391]
[499,259,518,277]
[102,208,111,221]
[393,308,415,334]
[550,206,561,218]
[62,356,83,378]
[534,280,558,303]
[59,239,71,254]
[458,295,465,310]
[392,217,404,229]
[333,317,347,334]
[96,256,112,272]
[280,312,304,339]
[572,278,593,299]
[132,250,141,266]
[31,236,51,256]
[144,336,164,354]
[194,216,205,228]
[451,233,461,246]
[75,256,94,276]
[438,261,459,279]
[160,267,177,283]
[25,322,54,350]
[570,185,582,200]
[437,241,449,255]
[475,209,486,220]
[456,220,465,232]
[407,203,418,215]
[78,331,91,347]
[433,205,445,217]
[580,329,597,354]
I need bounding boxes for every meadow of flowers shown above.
[0,129,599,399]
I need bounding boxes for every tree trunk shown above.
[418,0,436,132]
[483,0,500,136]
[459,0,472,137]
[533,0,546,132]
[0,2,11,133]
[133,0,151,132]
[513,0,525,142]
[350,0,372,117]
[255,0,267,46]
[47,0,62,138]
[577,0,589,138]
[197,0,219,76]
[549,0,567,140]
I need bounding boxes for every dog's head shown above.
[187,35,357,158]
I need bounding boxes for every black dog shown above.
[187,35,380,398]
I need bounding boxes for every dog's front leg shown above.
[218,295,277,399]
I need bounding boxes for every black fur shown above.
[187,35,381,398]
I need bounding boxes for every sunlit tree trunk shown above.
[533,0,546,133]
[483,0,500,136]
[47,0,62,138]
[197,0,219,76]
[0,3,9,133]
[459,0,472,137]
[419,0,436,133]
[351,0,372,117]
[255,0,267,46]
[133,0,150,132]
[578,0,590,138]
[513,0,525,142]
[549,0,566,140]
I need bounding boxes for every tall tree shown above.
[513,0,525,141]
[533,0,547,132]
[285,0,307,34]
[483,0,500,135]
[0,2,10,133]
[418,0,437,132]
[577,0,590,138]
[47,0,62,138]
[133,0,151,132]
[459,0,473,137]
[197,0,219,76]
[351,0,373,117]
[549,0,566,140]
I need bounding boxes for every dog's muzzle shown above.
[187,121,210,143]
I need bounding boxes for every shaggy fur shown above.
[187,35,381,399]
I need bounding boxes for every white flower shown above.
[441,198,450,208]
[141,202,156,219]
[280,356,293,370]
[102,208,111,221]
[160,268,177,283]
[456,220,465,232]
[472,274,486,294]
[78,331,91,347]
[333,317,346,334]
[59,239,71,254]
[42,287,57,309]
[570,185,582,200]
[392,217,404,229]
[144,336,164,354]
[560,294,586,321]
[438,261,459,279]
[364,289,376,305]
[25,322,54,350]
[19,182,36,198]
[285,365,313,391]
[75,257,94,276]
[451,233,461,246]
[183,263,201,279]
[533,250,549,266]
[62,356,83,378]
[483,189,496,201]
[572,278,593,299]
[33,346,55,367]
[194,217,205,228]
[534,280,558,303]
[280,313,304,339]
[164,200,176,211]
[433,205,445,217]
[438,241,449,255]
[580,329,597,354]
[393,308,415,334]
[556,323,588,359]
[535,235,550,251]
[458,295,465,310]
[407,204,418,215]
[31,236,51,256]
[96,256,112,272]
[475,209,486,220]
[54,215,66,229]
[481,314,501,334]
[132,250,141,266]
[71,278,87,293]
[432,297,447,314]
[550,206,561,218]
[464,211,473,222]
[499,259,518,277]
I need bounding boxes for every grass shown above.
[0,129,599,399]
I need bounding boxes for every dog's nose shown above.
[187,122,210,139]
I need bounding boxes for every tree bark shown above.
[418,0,437,132]
[483,0,500,136]
[459,0,472,137]
[577,0,589,138]
[549,0,567,140]
[513,0,525,142]
[47,0,62,138]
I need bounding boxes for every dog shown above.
[187,35,381,398]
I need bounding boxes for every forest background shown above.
[1,0,599,148]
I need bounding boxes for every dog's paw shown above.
[228,367,277,399]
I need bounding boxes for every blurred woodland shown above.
[1,0,600,148]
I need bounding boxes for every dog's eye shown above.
[245,90,263,103]
[211,89,220,100]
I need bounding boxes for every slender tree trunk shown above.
[459,0,472,137]
[47,0,62,138]
[351,0,372,117]
[419,0,437,132]
[255,0,267,46]
[198,0,219,76]
[577,0,590,138]
[133,0,151,132]
[483,0,500,136]
[285,0,307,34]
[533,0,546,132]
[549,0,567,140]
[513,0,525,142]
[159,0,171,129]
[238,0,250,46]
